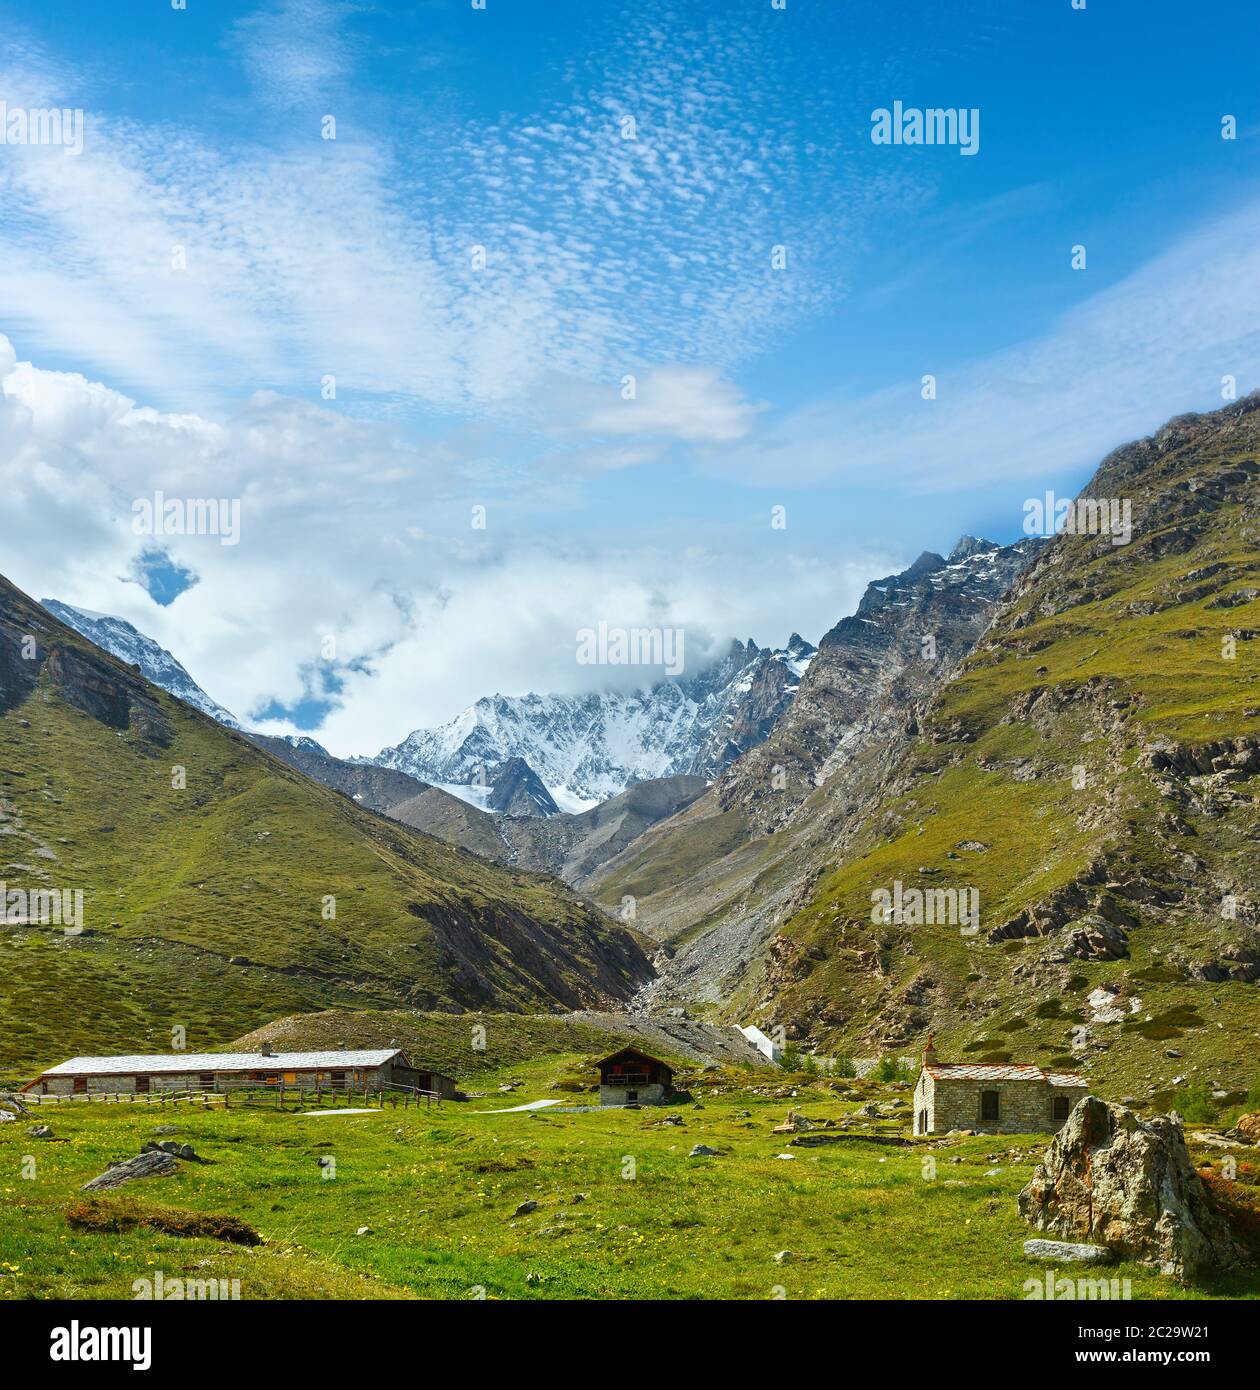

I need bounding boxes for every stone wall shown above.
[600,1082,667,1106]
[919,1073,1088,1134]
[149,1073,199,1092]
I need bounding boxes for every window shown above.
[980,1090,1000,1123]
[1052,1095,1070,1122]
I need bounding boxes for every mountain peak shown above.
[947,534,998,562]
[487,756,560,817]
[904,550,947,577]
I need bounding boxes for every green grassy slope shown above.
[4,1070,1256,1300]
[754,398,1260,1099]
[0,577,651,1074]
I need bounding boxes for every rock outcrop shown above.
[1018,1096,1240,1280]
[82,1149,179,1191]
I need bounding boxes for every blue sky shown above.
[0,0,1257,751]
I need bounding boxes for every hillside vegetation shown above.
[0,577,651,1075]
[756,398,1260,1100]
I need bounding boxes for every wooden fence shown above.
[20,1082,444,1111]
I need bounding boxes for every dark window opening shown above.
[1052,1095,1070,1121]
[980,1090,1000,1123]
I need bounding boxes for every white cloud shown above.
[228,0,356,107]
[0,339,881,756]
[715,196,1260,493]
[0,18,893,418]
[581,368,763,443]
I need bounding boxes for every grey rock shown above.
[1018,1096,1240,1281]
[1023,1239,1114,1264]
[82,1149,178,1191]
[689,1144,719,1157]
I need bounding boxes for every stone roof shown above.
[37,1049,404,1077]
[925,1063,1086,1085]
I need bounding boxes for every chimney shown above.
[260,1042,274,1058]
[923,1033,938,1066]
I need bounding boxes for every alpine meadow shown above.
[2,0,1260,1366]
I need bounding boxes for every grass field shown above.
[3,1058,1257,1302]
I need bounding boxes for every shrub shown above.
[1173,1079,1217,1124]
[66,1196,261,1246]
[874,1055,915,1084]
[831,1054,857,1078]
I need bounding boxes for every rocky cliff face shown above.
[485,757,560,816]
[749,396,1260,1100]
[707,537,1041,835]
[587,537,1041,1011]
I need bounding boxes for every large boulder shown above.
[1017,1096,1240,1280]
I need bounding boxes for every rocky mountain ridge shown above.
[41,600,241,728]
[364,633,817,811]
[586,534,1043,1010]
[742,396,1260,1100]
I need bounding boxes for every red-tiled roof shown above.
[925,1063,1086,1085]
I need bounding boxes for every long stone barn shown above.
[21,1046,458,1098]
[913,1039,1087,1135]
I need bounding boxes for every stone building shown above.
[597,1047,674,1106]
[913,1037,1087,1135]
[23,1046,458,1098]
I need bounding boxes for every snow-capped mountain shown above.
[364,634,817,811]
[40,600,242,728]
[40,595,816,815]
